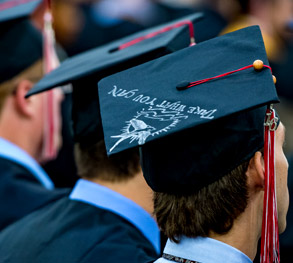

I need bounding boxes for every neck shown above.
[209,192,264,261]
[88,171,154,215]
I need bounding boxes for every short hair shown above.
[0,60,43,116]
[154,160,250,243]
[74,140,141,182]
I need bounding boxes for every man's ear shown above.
[14,80,35,118]
[246,151,265,190]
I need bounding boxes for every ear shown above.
[14,80,35,118]
[246,151,265,190]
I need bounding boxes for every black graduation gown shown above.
[0,197,159,263]
[0,157,69,231]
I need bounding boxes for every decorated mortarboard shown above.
[98,26,278,158]
[0,0,43,83]
[26,12,203,146]
[98,25,281,263]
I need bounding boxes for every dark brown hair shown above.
[74,140,141,182]
[154,161,249,242]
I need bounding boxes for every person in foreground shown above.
[97,26,289,263]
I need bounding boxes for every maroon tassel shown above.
[260,105,280,263]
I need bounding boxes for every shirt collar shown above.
[70,179,160,254]
[0,137,54,190]
[163,236,252,263]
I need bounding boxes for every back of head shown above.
[74,140,141,182]
[154,159,250,242]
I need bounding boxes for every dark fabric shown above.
[0,157,69,230]
[42,93,78,187]
[140,107,267,194]
[71,78,104,146]
[98,26,279,193]
[0,197,159,263]
[0,18,42,83]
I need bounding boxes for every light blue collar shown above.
[70,179,160,254]
[0,137,54,190]
[162,236,252,263]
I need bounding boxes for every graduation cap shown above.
[26,12,203,145]
[98,25,279,193]
[98,25,281,262]
[0,0,43,83]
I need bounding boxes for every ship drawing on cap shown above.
[109,106,188,152]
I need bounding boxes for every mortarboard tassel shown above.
[261,105,280,263]
[41,0,62,162]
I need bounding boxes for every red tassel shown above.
[260,106,280,263]
[41,1,62,162]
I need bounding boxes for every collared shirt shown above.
[0,137,54,190]
[155,236,252,263]
[69,178,161,254]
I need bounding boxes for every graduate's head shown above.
[0,0,64,162]
[97,25,288,260]
[153,121,288,241]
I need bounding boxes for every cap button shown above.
[176,81,190,91]
[253,60,264,71]
[273,75,277,84]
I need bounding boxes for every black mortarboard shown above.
[97,26,279,194]
[0,0,43,83]
[26,13,203,145]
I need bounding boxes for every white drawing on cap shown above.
[109,106,188,152]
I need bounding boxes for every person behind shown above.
[0,0,67,231]
[96,26,289,263]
